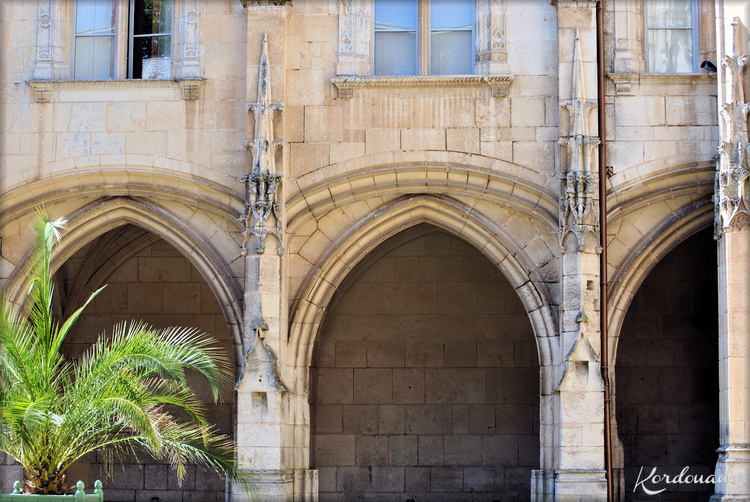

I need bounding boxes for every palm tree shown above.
[0,211,247,494]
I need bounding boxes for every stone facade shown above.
[0,0,748,500]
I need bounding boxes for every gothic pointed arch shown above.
[4,197,245,370]
[289,194,558,388]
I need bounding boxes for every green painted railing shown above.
[0,481,102,502]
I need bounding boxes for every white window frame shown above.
[372,0,475,76]
[644,0,699,73]
[72,0,173,80]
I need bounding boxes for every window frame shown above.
[127,0,173,79]
[644,0,700,73]
[72,0,173,80]
[372,0,475,77]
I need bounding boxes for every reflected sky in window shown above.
[431,0,473,30]
[375,0,417,31]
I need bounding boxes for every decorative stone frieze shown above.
[330,74,513,98]
[241,33,284,256]
[715,20,750,238]
[560,30,600,254]
[26,79,205,102]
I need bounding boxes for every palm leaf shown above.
[0,211,248,494]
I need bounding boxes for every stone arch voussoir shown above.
[289,194,558,391]
[4,197,245,370]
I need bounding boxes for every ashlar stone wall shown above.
[311,227,539,501]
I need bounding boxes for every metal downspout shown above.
[596,2,614,501]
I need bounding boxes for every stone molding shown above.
[330,75,513,98]
[26,79,206,102]
[608,72,717,95]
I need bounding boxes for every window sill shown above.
[27,78,206,103]
[330,75,513,99]
[608,72,716,95]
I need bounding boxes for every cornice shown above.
[26,78,206,102]
[607,72,717,95]
[330,74,514,98]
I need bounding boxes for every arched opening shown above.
[616,228,719,500]
[53,224,235,499]
[310,224,540,500]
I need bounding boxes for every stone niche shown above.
[311,224,540,501]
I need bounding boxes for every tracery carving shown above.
[475,0,507,74]
[560,30,600,253]
[336,0,370,75]
[180,0,200,78]
[715,18,750,238]
[241,33,284,256]
[33,0,66,80]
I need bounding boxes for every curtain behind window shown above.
[646,0,694,73]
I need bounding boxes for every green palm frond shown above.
[0,210,248,494]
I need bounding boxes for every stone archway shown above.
[615,228,719,499]
[55,224,236,500]
[311,224,541,500]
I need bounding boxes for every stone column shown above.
[234,4,317,501]
[711,6,750,501]
[552,1,607,499]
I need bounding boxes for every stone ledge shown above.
[607,72,717,95]
[330,75,514,98]
[26,78,206,102]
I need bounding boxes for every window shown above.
[645,0,698,73]
[73,0,172,80]
[373,0,474,76]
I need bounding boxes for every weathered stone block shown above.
[356,436,388,466]
[336,466,372,494]
[443,435,482,466]
[417,435,443,466]
[430,466,463,492]
[367,341,405,367]
[469,404,496,435]
[405,405,452,434]
[393,368,425,404]
[372,466,404,492]
[343,405,378,435]
[378,405,405,434]
[317,369,354,404]
[424,369,486,404]
[405,342,443,367]
[481,435,518,466]
[388,435,418,466]
[314,435,356,467]
[335,341,367,368]
[353,368,392,404]
[495,404,533,434]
